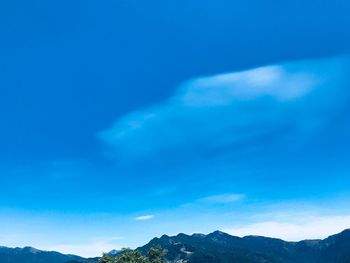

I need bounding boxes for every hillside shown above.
[138,229,350,263]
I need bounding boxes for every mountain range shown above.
[0,246,89,263]
[2,229,350,263]
[139,229,350,263]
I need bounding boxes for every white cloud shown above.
[222,214,350,241]
[179,65,317,107]
[99,55,349,162]
[134,215,155,221]
[197,194,244,204]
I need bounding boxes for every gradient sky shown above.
[1,0,350,257]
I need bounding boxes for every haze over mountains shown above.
[2,229,350,263]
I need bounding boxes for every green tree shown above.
[99,246,167,263]
[100,253,115,263]
[147,246,167,263]
[114,248,149,263]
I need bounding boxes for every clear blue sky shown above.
[1,0,350,257]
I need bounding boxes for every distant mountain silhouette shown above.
[0,246,89,263]
[1,229,350,263]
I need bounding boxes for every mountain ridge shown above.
[1,229,350,263]
[138,229,350,263]
[0,246,91,263]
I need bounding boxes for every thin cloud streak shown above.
[134,215,155,221]
[197,194,245,204]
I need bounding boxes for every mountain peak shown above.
[160,234,170,239]
[22,247,41,254]
[211,230,226,235]
[207,230,234,240]
[192,233,206,238]
[338,228,350,236]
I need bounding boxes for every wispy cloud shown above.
[99,56,349,167]
[179,65,317,107]
[197,194,244,204]
[134,215,155,221]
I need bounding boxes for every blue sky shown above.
[1,0,350,257]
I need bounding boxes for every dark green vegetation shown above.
[1,229,350,263]
[100,246,167,263]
